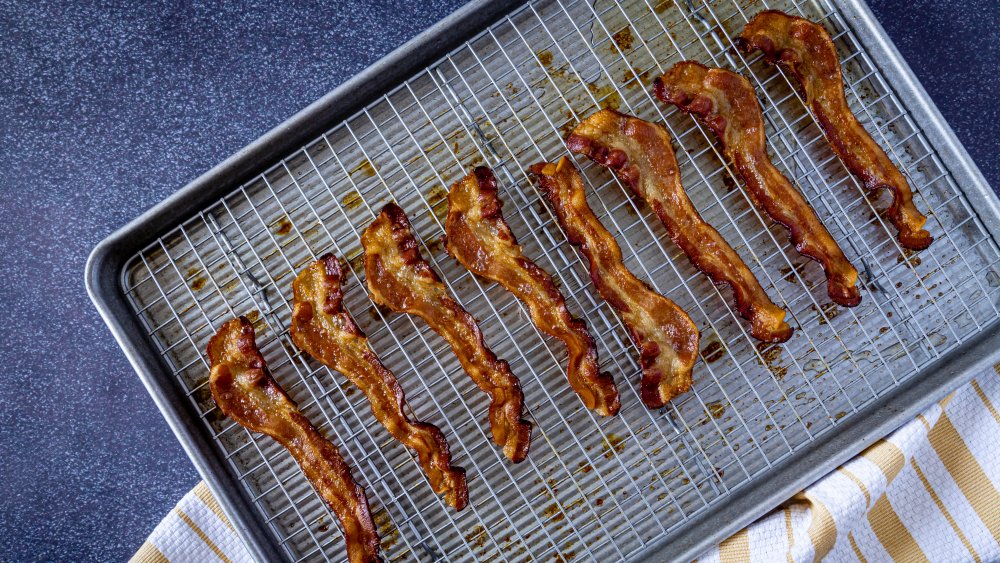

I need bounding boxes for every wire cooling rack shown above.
[119,0,1000,560]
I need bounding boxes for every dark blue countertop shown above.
[1,0,997,560]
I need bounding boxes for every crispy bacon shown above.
[566,109,793,341]
[291,254,469,510]
[530,157,700,409]
[737,10,932,251]
[655,61,862,307]
[361,203,532,462]
[207,317,379,563]
[445,168,621,416]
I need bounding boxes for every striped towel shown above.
[133,366,1000,563]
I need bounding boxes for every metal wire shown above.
[120,0,1000,560]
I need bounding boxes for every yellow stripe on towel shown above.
[175,508,233,563]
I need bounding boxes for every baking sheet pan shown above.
[86,0,1000,560]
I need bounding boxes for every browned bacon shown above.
[362,203,532,462]
[531,157,700,409]
[208,317,380,563]
[656,61,862,306]
[567,109,795,338]
[291,254,468,509]
[738,10,932,250]
[445,167,621,415]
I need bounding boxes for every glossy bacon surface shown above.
[566,109,793,341]
[207,317,380,563]
[291,254,469,510]
[656,61,862,307]
[530,157,700,409]
[445,167,621,416]
[362,203,532,462]
[737,10,932,250]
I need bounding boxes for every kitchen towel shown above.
[132,365,1000,562]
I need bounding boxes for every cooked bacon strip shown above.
[737,10,932,251]
[291,254,469,510]
[444,167,621,415]
[530,157,700,409]
[207,317,379,563]
[566,109,793,341]
[656,61,862,307]
[361,203,532,462]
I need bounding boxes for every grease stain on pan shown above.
[600,433,626,459]
[222,277,242,294]
[721,173,740,193]
[373,510,399,552]
[537,48,621,111]
[897,248,922,267]
[587,82,622,110]
[465,524,488,550]
[814,301,842,325]
[542,502,566,522]
[611,26,634,52]
[187,267,207,291]
[702,338,725,363]
[755,341,787,380]
[778,260,809,284]
[341,189,363,210]
[426,185,449,221]
[272,216,292,235]
[705,401,726,420]
[350,159,378,178]
[554,549,576,562]
[623,66,651,89]
[537,49,554,68]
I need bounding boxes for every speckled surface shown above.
[0,0,996,560]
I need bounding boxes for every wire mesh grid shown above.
[120,0,1000,560]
